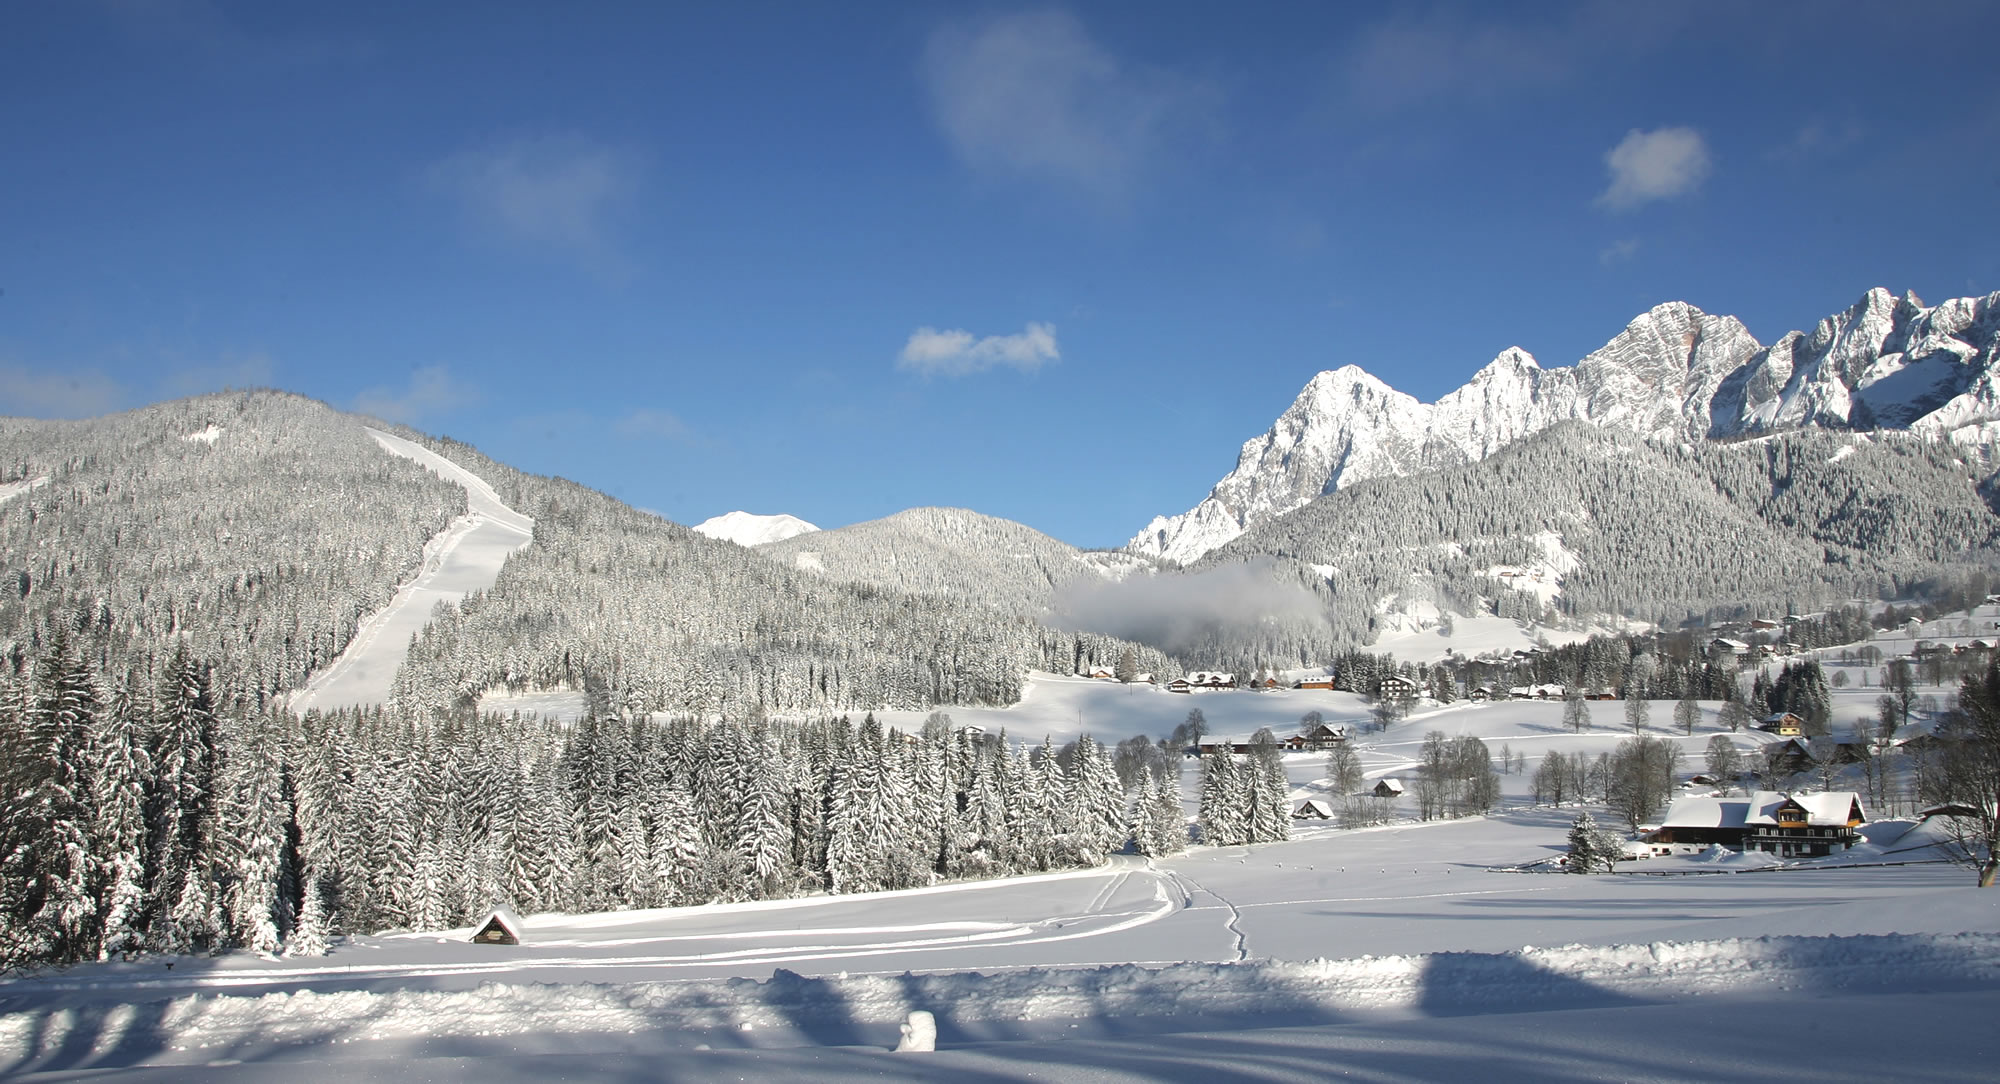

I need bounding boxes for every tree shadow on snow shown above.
[1415,949,1652,1018]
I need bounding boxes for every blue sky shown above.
[6,2,2000,548]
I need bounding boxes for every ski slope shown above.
[290,429,533,714]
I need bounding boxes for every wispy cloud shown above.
[425,135,641,271]
[920,10,1213,202]
[162,353,276,397]
[1596,127,1711,210]
[1598,237,1641,266]
[898,322,1059,377]
[0,362,128,419]
[1765,118,1864,163]
[612,407,695,443]
[1337,5,1684,113]
[353,364,476,424]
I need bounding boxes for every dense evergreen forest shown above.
[0,630,1234,969]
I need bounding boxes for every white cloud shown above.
[1596,126,1712,210]
[1598,237,1641,266]
[426,135,640,268]
[898,322,1059,377]
[353,364,475,424]
[920,10,1210,201]
[0,362,127,418]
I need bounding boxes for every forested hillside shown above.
[0,392,466,707]
[389,482,1174,718]
[757,506,1158,614]
[1161,424,2000,671]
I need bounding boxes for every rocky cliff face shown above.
[1130,288,2000,564]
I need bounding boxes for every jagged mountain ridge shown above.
[758,506,1158,615]
[1164,422,2000,664]
[1133,287,2000,564]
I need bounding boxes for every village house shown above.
[1293,799,1335,820]
[1468,686,1493,702]
[1709,637,1752,663]
[1650,791,1866,856]
[1760,738,1816,778]
[1758,712,1806,737]
[1182,671,1237,691]
[1299,721,1347,750]
[1293,676,1336,691]
[1508,683,1565,700]
[1378,674,1422,700]
[1371,778,1405,798]
[1746,792,1866,857]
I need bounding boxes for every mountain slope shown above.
[1183,423,2000,659]
[694,510,819,546]
[758,506,1157,616]
[1134,288,2000,564]
[0,391,468,700]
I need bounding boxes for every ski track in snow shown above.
[290,429,532,713]
[0,475,49,505]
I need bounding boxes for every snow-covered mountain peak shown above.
[1132,287,2000,564]
[694,510,820,547]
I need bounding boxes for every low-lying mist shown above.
[1054,558,1330,658]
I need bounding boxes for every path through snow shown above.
[290,429,532,713]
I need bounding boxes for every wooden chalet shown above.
[1710,637,1752,662]
[1758,712,1805,737]
[1167,678,1193,694]
[1761,738,1815,777]
[1299,721,1347,750]
[1184,671,1237,691]
[1652,791,1865,856]
[1378,675,1422,700]
[1293,799,1336,820]
[1294,676,1337,691]
[1371,778,1405,798]
[1468,686,1493,702]
[470,905,526,946]
[1745,792,1865,857]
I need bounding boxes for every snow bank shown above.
[7,933,1996,1062]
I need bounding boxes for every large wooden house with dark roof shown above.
[1651,791,1866,856]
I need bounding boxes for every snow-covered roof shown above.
[1373,778,1405,794]
[1745,791,1865,827]
[1185,671,1236,684]
[471,905,526,944]
[1293,799,1335,818]
[1659,795,1751,830]
[1667,790,1865,830]
[1711,637,1750,650]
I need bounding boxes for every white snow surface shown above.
[289,429,533,713]
[0,475,49,505]
[693,510,819,546]
[181,424,223,445]
[8,668,2000,1078]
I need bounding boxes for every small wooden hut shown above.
[470,905,526,946]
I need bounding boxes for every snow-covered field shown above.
[18,605,2000,1079]
[290,429,533,714]
[8,672,1997,1079]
